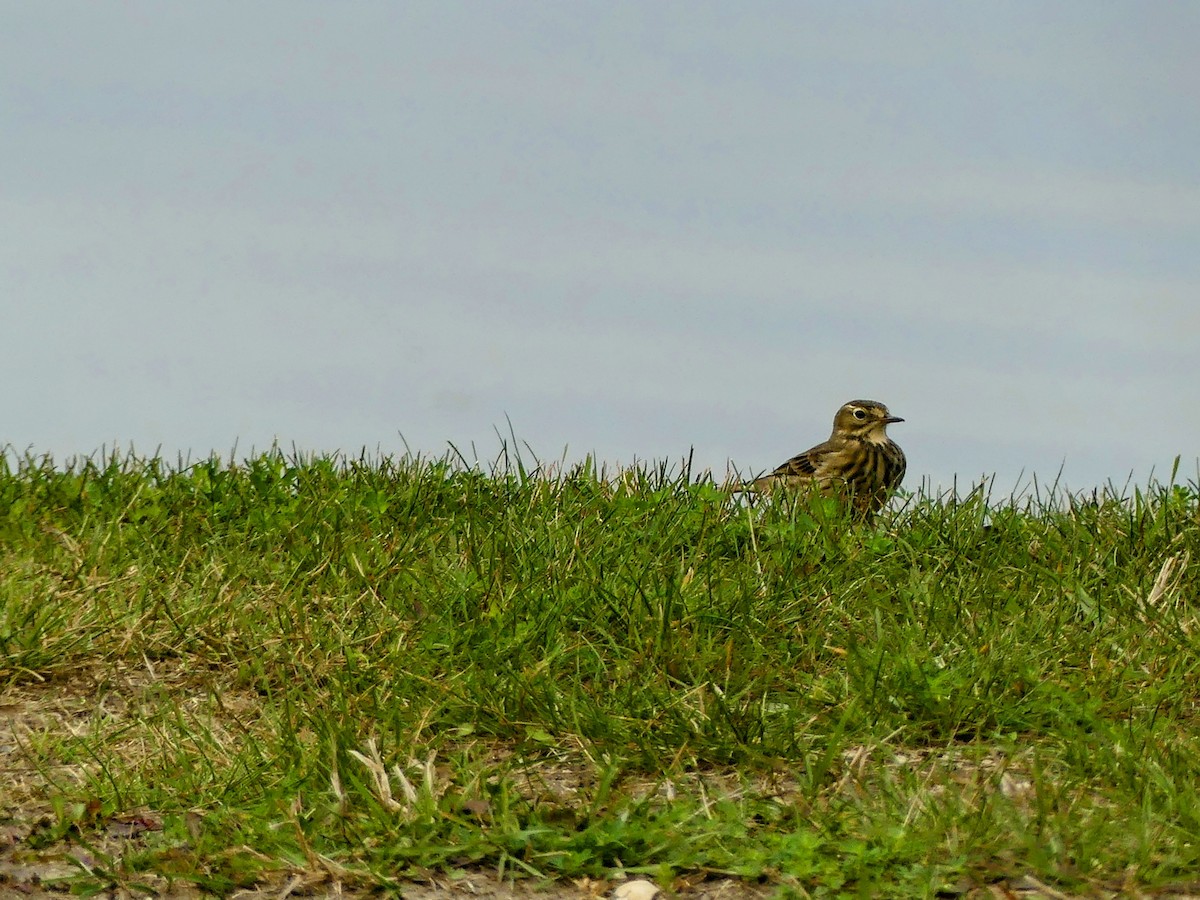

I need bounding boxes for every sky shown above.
[3,2,1199,495]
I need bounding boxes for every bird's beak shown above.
[884,416,904,424]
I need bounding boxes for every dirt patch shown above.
[0,668,772,898]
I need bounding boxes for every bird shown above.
[750,399,906,517]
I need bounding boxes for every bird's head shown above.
[833,400,904,442]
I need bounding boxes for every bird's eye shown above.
[852,409,867,420]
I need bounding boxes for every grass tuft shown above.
[2,446,1200,896]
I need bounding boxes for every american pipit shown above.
[751,399,906,517]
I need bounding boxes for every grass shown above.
[1,445,1199,897]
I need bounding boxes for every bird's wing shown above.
[746,439,836,491]
[770,440,834,479]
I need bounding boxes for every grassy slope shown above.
[2,449,1199,896]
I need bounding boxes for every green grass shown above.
[2,446,1200,897]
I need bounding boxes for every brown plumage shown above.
[751,399,906,517]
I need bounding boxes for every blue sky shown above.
[4,3,1198,493]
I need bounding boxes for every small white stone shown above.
[612,879,662,900]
